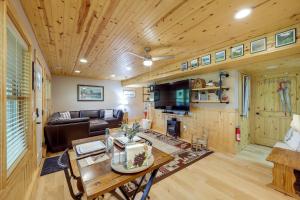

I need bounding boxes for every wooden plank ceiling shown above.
[21,0,300,80]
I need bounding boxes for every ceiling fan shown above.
[128,47,175,67]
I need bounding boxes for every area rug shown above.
[40,153,68,176]
[121,130,213,195]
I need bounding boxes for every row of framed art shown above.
[181,28,297,70]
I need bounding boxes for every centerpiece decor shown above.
[120,122,140,143]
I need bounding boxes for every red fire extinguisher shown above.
[236,127,241,142]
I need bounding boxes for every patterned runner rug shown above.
[121,130,213,195]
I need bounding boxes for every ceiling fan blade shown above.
[127,52,145,59]
[152,55,175,61]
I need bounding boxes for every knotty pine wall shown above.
[148,70,241,154]
[0,1,50,200]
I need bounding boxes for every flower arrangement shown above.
[120,122,140,142]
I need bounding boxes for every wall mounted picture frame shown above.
[123,90,136,98]
[201,54,211,65]
[250,37,267,54]
[181,61,189,71]
[190,58,199,68]
[275,28,296,48]
[231,44,244,58]
[215,50,226,62]
[77,85,104,101]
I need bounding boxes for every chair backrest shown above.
[57,149,83,200]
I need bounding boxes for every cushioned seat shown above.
[89,119,109,132]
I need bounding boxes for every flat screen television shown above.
[154,80,190,111]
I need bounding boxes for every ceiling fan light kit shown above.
[143,59,153,67]
[128,47,175,67]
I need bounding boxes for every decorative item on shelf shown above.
[149,85,155,92]
[201,54,211,65]
[275,28,296,48]
[221,95,229,102]
[231,44,244,58]
[181,61,189,71]
[192,78,206,89]
[143,86,152,102]
[191,129,208,151]
[250,37,267,54]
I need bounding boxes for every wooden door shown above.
[253,74,299,147]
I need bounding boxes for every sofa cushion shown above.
[285,129,300,151]
[80,110,99,118]
[48,117,90,125]
[60,111,71,119]
[113,109,119,118]
[104,117,119,124]
[89,119,109,132]
[274,142,293,151]
[104,109,113,118]
[99,109,105,119]
[70,111,80,118]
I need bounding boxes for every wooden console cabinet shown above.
[266,147,300,199]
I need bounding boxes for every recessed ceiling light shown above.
[74,70,80,73]
[266,65,278,69]
[79,58,88,63]
[111,74,116,78]
[234,8,252,19]
[143,59,153,67]
[126,67,132,71]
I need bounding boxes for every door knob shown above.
[256,112,260,115]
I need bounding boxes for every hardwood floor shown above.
[31,146,295,200]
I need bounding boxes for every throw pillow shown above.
[104,109,113,118]
[285,129,300,151]
[284,128,293,143]
[291,114,300,132]
[60,111,71,120]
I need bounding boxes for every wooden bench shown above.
[267,147,300,199]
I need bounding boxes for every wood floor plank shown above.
[32,147,295,200]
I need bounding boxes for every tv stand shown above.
[162,110,189,116]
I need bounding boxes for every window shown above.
[6,18,30,172]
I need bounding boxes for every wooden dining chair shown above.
[57,149,83,200]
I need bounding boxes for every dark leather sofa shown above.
[44,109,124,152]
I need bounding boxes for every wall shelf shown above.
[192,86,229,91]
[191,100,229,104]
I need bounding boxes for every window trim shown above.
[0,2,33,185]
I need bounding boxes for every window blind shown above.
[6,19,30,171]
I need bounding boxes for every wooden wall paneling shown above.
[122,23,300,86]
[0,0,6,190]
[251,72,300,147]
[19,0,300,80]
[149,106,238,154]
[0,1,39,200]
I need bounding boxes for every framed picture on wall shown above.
[275,28,296,48]
[250,38,267,53]
[77,85,104,101]
[124,90,136,98]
